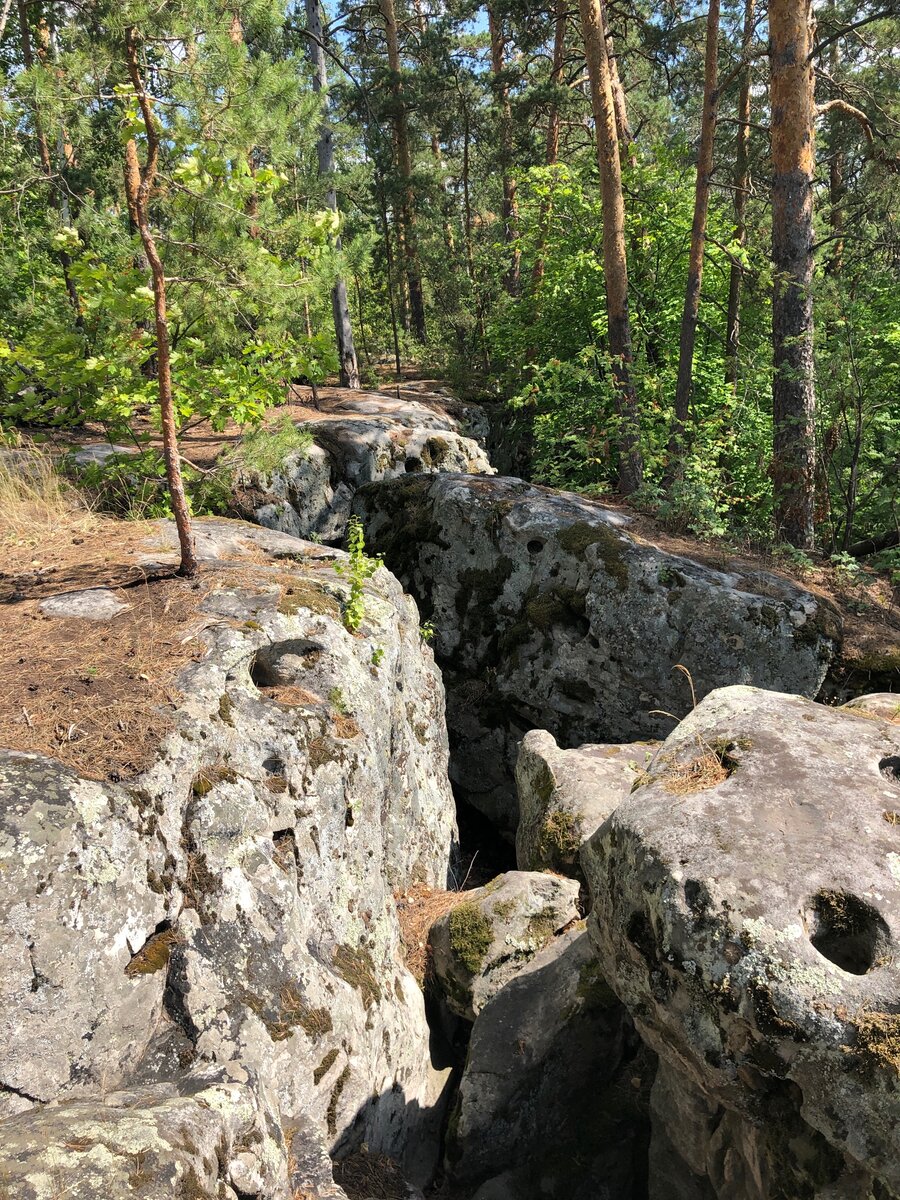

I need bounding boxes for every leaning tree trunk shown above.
[488,5,521,296]
[579,0,643,495]
[668,0,720,479]
[770,0,816,548]
[379,0,427,342]
[123,26,197,577]
[305,0,360,387]
[724,0,754,389]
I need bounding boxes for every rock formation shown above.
[0,519,456,1197]
[357,473,842,834]
[429,870,580,1020]
[515,729,655,876]
[583,685,900,1199]
[235,394,493,543]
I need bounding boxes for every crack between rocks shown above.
[1,1080,42,1104]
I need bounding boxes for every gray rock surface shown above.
[841,692,900,723]
[39,586,131,619]
[515,729,655,875]
[582,684,900,1197]
[429,870,579,1020]
[357,474,842,834]
[0,1066,290,1199]
[446,927,652,1200]
[0,518,457,1191]
[235,394,493,543]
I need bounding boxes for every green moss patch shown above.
[558,521,629,590]
[448,901,494,975]
[278,580,341,619]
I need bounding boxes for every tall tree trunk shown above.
[412,0,455,256]
[769,0,816,548]
[533,0,566,289]
[579,0,643,495]
[488,5,521,296]
[123,26,197,578]
[379,0,427,342]
[669,0,720,477]
[17,0,81,324]
[724,0,754,388]
[305,0,360,387]
[825,45,844,277]
[602,7,633,157]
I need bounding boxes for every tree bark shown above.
[825,45,844,278]
[769,0,816,548]
[305,0,360,387]
[533,0,566,288]
[379,0,427,342]
[602,7,633,157]
[579,0,643,494]
[669,0,720,476]
[724,0,754,388]
[123,26,197,578]
[488,5,521,296]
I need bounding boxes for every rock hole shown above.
[250,639,324,688]
[806,889,891,975]
[880,756,900,787]
[405,457,423,472]
[526,539,544,555]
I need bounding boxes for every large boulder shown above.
[582,685,900,1198]
[0,1066,291,1200]
[429,870,580,1020]
[0,519,457,1191]
[235,394,494,543]
[515,729,655,875]
[446,927,653,1200]
[356,474,841,834]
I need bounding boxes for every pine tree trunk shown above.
[669,0,720,476]
[770,0,816,548]
[488,6,521,296]
[533,0,566,289]
[825,46,844,278]
[602,7,633,157]
[306,0,360,387]
[124,26,197,578]
[579,0,643,495]
[725,0,754,388]
[379,0,427,342]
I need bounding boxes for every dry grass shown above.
[661,750,734,796]
[332,1148,409,1200]
[0,444,218,779]
[394,883,470,985]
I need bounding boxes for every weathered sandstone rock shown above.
[446,927,653,1200]
[235,394,493,543]
[429,870,579,1020]
[0,1066,290,1200]
[357,474,841,833]
[582,684,900,1197]
[0,519,457,1190]
[515,729,655,875]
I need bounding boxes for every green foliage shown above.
[74,449,231,519]
[232,415,314,477]
[334,515,381,632]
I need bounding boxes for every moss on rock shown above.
[448,902,494,975]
